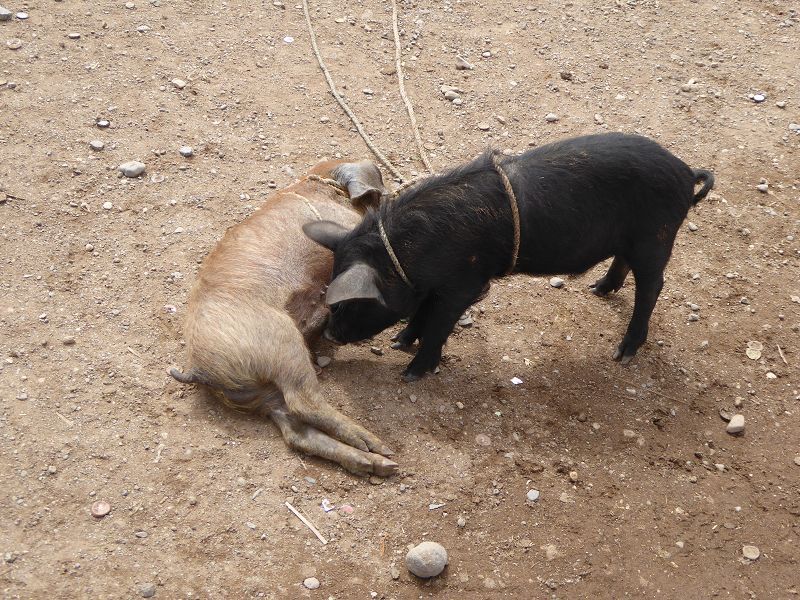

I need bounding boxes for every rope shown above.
[306,174,347,196]
[490,152,521,274]
[377,215,413,288]
[391,0,433,173]
[286,192,323,221]
[302,0,405,182]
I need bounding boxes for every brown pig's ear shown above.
[325,263,384,306]
[303,221,351,251]
[332,161,386,211]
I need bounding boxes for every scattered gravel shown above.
[742,545,760,560]
[406,541,448,578]
[119,161,146,177]
[303,577,320,590]
[726,414,745,435]
[91,501,111,518]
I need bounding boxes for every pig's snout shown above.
[323,328,343,345]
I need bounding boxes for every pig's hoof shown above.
[401,370,423,383]
[372,456,400,477]
[589,280,613,297]
[391,341,413,351]
[612,344,637,364]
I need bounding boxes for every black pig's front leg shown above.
[391,296,434,350]
[401,288,483,382]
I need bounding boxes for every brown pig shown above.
[169,160,397,476]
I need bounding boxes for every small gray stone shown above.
[370,346,383,356]
[457,516,466,527]
[452,98,463,106]
[458,315,473,327]
[89,140,104,151]
[549,277,564,288]
[6,38,22,50]
[688,313,700,322]
[594,113,604,125]
[303,577,320,590]
[0,6,12,21]
[688,222,698,231]
[793,456,800,467]
[752,94,765,103]
[316,356,331,368]
[455,55,474,70]
[179,145,193,157]
[756,183,768,193]
[406,541,448,578]
[742,545,760,560]
[119,161,146,177]
[96,119,110,128]
[67,32,81,40]
[544,113,559,123]
[726,414,745,435]
[137,583,156,598]
[444,90,460,101]
[102,201,113,210]
[15,12,28,20]
[526,489,540,502]
[477,122,491,131]
[171,78,187,89]
[775,100,786,108]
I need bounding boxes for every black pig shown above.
[304,133,714,381]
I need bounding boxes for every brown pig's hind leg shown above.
[267,403,398,477]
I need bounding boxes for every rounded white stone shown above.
[406,541,448,578]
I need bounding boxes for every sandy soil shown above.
[1,0,798,598]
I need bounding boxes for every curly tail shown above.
[692,169,714,205]
[169,367,207,385]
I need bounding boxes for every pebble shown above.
[594,113,604,125]
[756,183,768,193]
[742,545,760,561]
[726,414,745,435]
[15,12,27,20]
[370,346,383,356]
[137,583,156,598]
[89,140,104,151]
[457,516,466,527]
[474,433,491,446]
[776,100,786,108]
[752,94,765,103]
[97,119,110,128]
[793,456,800,467]
[67,32,81,40]
[91,500,111,518]
[568,471,579,483]
[688,222,698,231]
[458,315,473,327]
[549,277,564,288]
[171,78,187,89]
[303,577,320,590]
[0,6,11,21]
[62,336,76,345]
[6,38,22,50]
[316,356,331,368]
[688,313,700,322]
[455,55,474,70]
[544,113,559,123]
[477,122,491,131]
[119,161,146,177]
[526,489,540,502]
[179,146,193,157]
[406,542,448,578]
[444,90,460,101]
[452,98,463,106]
[102,201,113,210]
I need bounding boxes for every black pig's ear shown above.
[326,263,384,306]
[303,221,351,251]
[332,161,386,211]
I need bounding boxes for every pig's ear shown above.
[325,263,384,306]
[332,161,386,211]
[303,221,351,251]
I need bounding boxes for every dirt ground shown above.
[2,0,799,598]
